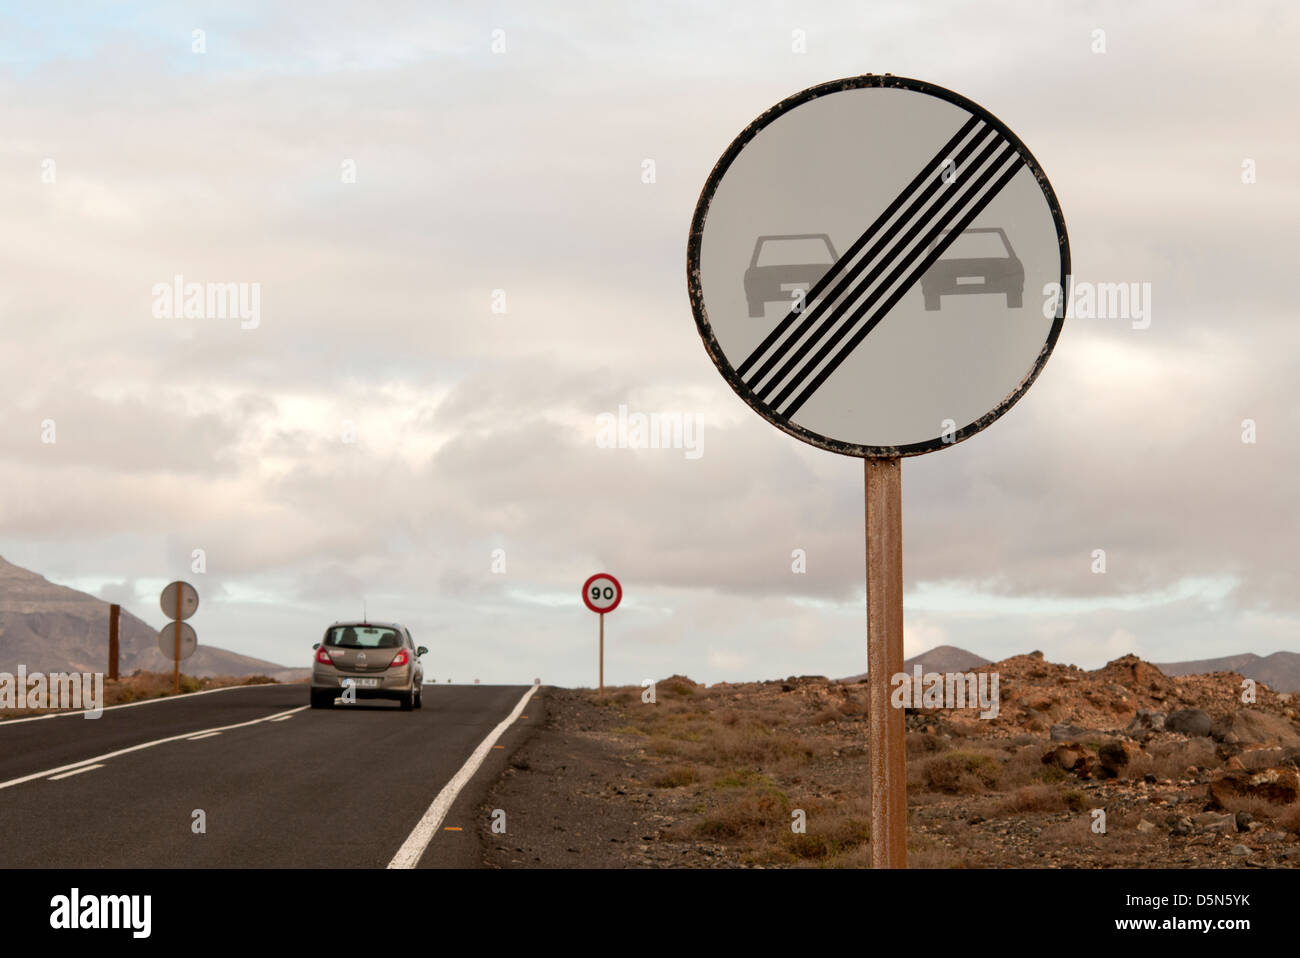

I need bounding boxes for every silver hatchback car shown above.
[310,621,426,710]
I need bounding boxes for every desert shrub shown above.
[650,765,701,788]
[906,731,952,757]
[917,750,1002,794]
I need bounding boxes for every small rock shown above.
[1042,743,1098,777]
[1209,767,1300,807]
[1167,709,1213,737]
[1212,710,1300,747]
[1098,740,1137,778]
[1136,819,1157,834]
[1192,811,1237,834]
[1127,709,1166,733]
[1230,844,1253,857]
[1235,811,1254,830]
[1050,723,1093,742]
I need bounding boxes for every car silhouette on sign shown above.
[920,227,1023,310]
[744,234,839,317]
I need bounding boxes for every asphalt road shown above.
[0,683,538,867]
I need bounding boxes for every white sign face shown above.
[158,621,198,661]
[160,580,199,620]
[688,76,1069,457]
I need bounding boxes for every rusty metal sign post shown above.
[108,603,121,680]
[582,573,622,691]
[687,75,1069,868]
[159,581,200,694]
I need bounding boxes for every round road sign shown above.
[687,75,1069,458]
[160,580,199,620]
[158,621,198,661]
[582,573,622,614]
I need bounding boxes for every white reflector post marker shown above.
[687,75,1069,868]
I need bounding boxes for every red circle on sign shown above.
[582,573,622,614]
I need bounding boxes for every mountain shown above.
[0,556,301,680]
[837,644,992,683]
[1154,652,1300,694]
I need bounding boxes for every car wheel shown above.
[414,686,423,709]
[400,687,415,711]
[923,294,940,311]
[747,300,764,318]
[1006,291,1023,308]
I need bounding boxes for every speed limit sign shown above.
[582,573,621,691]
[582,573,622,614]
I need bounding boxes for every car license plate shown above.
[340,677,379,688]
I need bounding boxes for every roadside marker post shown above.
[108,603,120,680]
[582,573,623,691]
[159,581,200,694]
[687,75,1069,868]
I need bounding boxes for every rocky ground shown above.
[479,653,1300,868]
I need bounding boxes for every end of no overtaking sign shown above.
[685,74,1068,869]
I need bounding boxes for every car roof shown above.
[328,621,405,630]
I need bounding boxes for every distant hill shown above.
[1154,652,1300,694]
[0,556,301,680]
[838,644,992,683]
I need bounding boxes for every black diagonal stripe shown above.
[772,147,1020,412]
[744,122,1000,393]
[750,131,1010,402]
[780,155,1026,419]
[735,114,984,380]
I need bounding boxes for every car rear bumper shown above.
[311,663,415,698]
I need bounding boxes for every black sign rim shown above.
[686,74,1071,459]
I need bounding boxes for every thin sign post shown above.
[582,573,622,691]
[108,604,120,680]
[865,458,906,866]
[687,75,1069,868]
[173,587,181,693]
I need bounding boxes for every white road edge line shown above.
[48,764,105,781]
[388,683,540,869]
[187,732,222,740]
[0,682,296,727]
[0,705,310,791]
[267,714,294,722]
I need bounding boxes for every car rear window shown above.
[754,236,836,267]
[940,230,1011,258]
[324,626,401,648]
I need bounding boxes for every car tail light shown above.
[316,647,334,665]
[390,649,409,668]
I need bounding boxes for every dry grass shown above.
[989,784,1074,816]
[912,749,1002,794]
[649,765,702,788]
[1128,738,1222,780]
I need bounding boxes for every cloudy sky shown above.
[0,1,1296,686]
